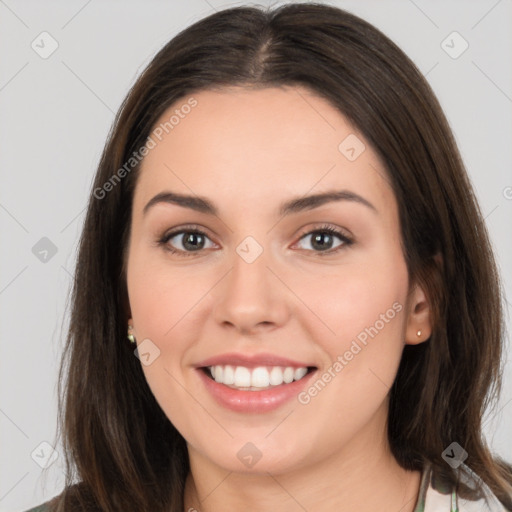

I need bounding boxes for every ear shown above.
[404,282,432,345]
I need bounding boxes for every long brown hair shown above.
[49,3,512,510]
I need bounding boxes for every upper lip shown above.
[195,352,316,369]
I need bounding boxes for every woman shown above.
[25,3,512,511]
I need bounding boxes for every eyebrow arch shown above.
[142,189,377,217]
[279,190,377,216]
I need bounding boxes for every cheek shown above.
[303,252,409,412]
[126,252,206,421]
[127,246,202,336]
[299,256,409,415]
[303,254,408,350]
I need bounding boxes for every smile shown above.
[204,365,313,390]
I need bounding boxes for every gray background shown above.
[1,0,511,510]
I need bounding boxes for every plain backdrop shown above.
[1,0,511,510]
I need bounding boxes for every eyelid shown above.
[295,223,353,241]
[158,224,217,246]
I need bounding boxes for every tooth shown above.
[214,365,224,383]
[269,366,284,385]
[223,365,235,385]
[294,367,308,381]
[283,367,294,384]
[234,366,251,387]
[209,364,309,388]
[251,367,270,387]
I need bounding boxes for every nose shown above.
[212,246,290,336]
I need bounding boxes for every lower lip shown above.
[197,368,316,413]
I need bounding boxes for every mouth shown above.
[200,364,317,391]
[194,352,318,412]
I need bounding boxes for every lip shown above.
[194,352,314,369]
[196,366,317,413]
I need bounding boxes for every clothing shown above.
[23,462,509,512]
[413,462,508,511]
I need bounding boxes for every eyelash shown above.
[157,223,354,258]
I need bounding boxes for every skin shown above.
[126,86,432,512]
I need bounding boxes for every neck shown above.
[183,414,421,512]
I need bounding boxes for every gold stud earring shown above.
[416,330,422,338]
[127,325,136,344]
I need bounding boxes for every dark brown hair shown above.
[48,3,512,510]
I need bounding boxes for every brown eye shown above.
[159,228,215,257]
[295,225,353,255]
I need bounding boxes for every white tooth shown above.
[214,365,224,383]
[294,367,308,381]
[212,364,308,388]
[251,367,270,388]
[269,366,284,385]
[234,366,251,387]
[283,367,294,384]
[223,365,235,385]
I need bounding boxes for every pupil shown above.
[312,232,332,251]
[183,233,203,251]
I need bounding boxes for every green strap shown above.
[451,489,459,512]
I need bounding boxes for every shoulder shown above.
[23,491,62,512]
[415,462,511,511]
[22,483,100,512]
[23,504,51,512]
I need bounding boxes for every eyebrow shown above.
[142,189,377,217]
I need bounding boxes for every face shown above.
[126,86,430,475]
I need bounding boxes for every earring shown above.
[127,324,136,344]
[416,330,422,338]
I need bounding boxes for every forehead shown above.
[134,86,393,215]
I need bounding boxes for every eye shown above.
[157,223,353,258]
[158,225,216,257]
[294,224,353,255]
